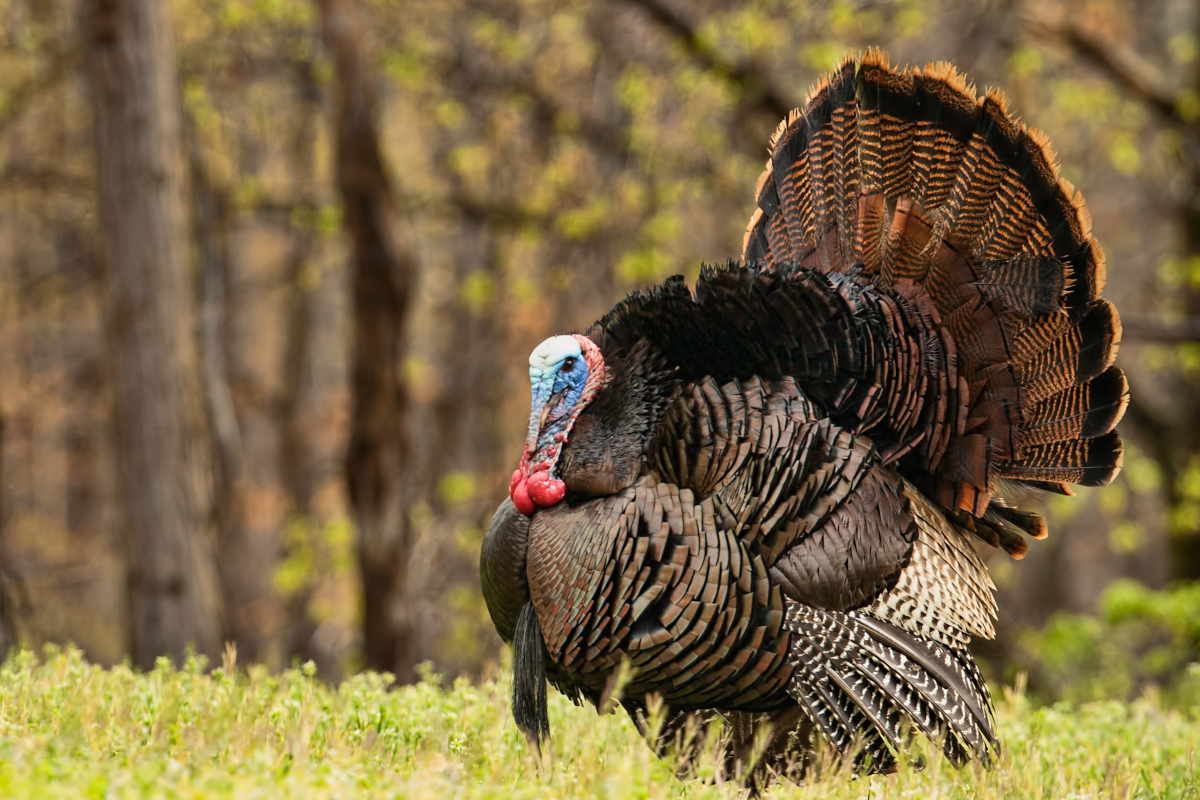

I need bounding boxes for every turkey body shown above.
[482,50,1127,785]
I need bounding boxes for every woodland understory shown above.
[0,0,1197,709]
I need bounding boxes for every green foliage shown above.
[274,516,355,602]
[1022,580,1200,707]
[437,471,479,506]
[1,648,1199,798]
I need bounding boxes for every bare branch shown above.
[446,191,554,229]
[1026,6,1182,124]
[0,164,91,193]
[619,0,795,122]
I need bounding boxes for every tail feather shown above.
[1003,429,1125,487]
[909,62,977,215]
[742,49,1127,551]
[769,57,861,273]
[978,506,1034,558]
[1020,365,1129,447]
[1015,299,1122,405]
[857,49,917,201]
[975,256,1067,315]
[988,500,1049,539]
[934,95,1009,249]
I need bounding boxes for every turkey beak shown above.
[526,388,566,463]
[523,382,565,468]
[540,389,566,429]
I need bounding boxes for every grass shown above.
[0,647,1198,798]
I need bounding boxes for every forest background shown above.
[0,0,1198,705]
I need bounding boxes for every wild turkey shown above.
[481,49,1127,785]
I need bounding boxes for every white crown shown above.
[528,335,582,381]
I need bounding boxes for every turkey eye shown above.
[561,357,577,373]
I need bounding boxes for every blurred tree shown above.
[186,107,283,666]
[84,0,222,665]
[317,0,420,680]
[1033,2,1200,581]
[0,0,1188,689]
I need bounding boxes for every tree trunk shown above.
[85,0,222,666]
[317,0,419,681]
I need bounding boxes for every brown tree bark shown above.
[316,0,419,681]
[85,0,223,666]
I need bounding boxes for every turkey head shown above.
[508,334,605,515]
[509,334,675,514]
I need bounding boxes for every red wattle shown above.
[509,469,523,495]
[511,477,535,515]
[526,470,567,507]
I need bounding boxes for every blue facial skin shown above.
[528,355,589,466]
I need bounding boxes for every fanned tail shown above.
[743,49,1127,556]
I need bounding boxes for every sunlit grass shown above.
[0,646,1197,798]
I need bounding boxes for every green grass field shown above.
[0,647,1197,799]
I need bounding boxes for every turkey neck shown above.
[555,338,676,498]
